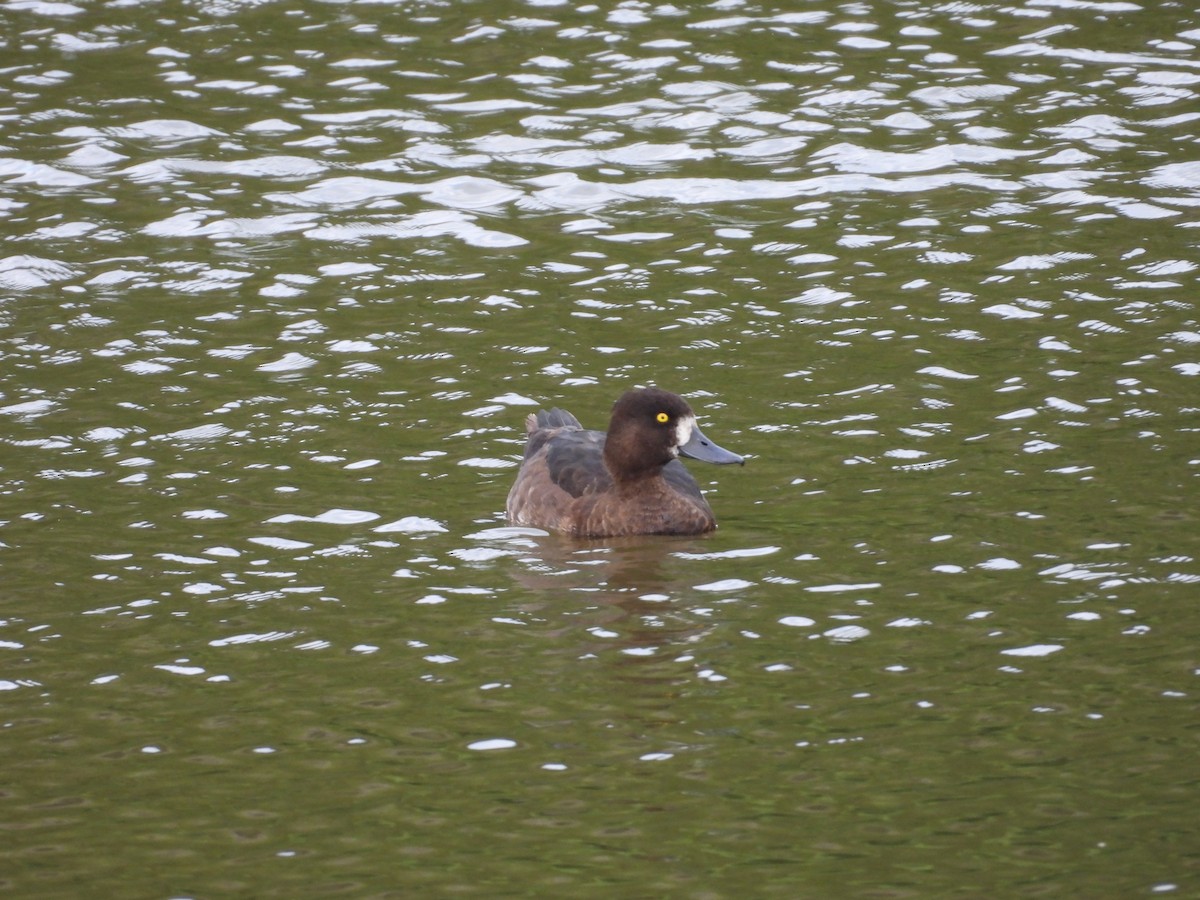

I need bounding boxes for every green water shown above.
[2,0,1198,896]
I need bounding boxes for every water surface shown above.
[2,0,1198,896]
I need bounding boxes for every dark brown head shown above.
[602,387,743,482]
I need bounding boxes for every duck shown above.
[506,387,744,538]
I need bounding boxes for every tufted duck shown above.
[506,387,744,537]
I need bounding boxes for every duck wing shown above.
[518,408,612,498]
[507,410,612,529]
[542,427,613,498]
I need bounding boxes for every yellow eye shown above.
[656,412,669,423]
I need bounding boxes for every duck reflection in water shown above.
[492,531,725,662]
[506,387,745,538]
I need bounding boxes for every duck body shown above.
[506,388,744,538]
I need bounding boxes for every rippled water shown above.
[3,0,1198,896]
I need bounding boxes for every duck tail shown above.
[529,408,582,433]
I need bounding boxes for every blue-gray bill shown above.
[679,424,744,466]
